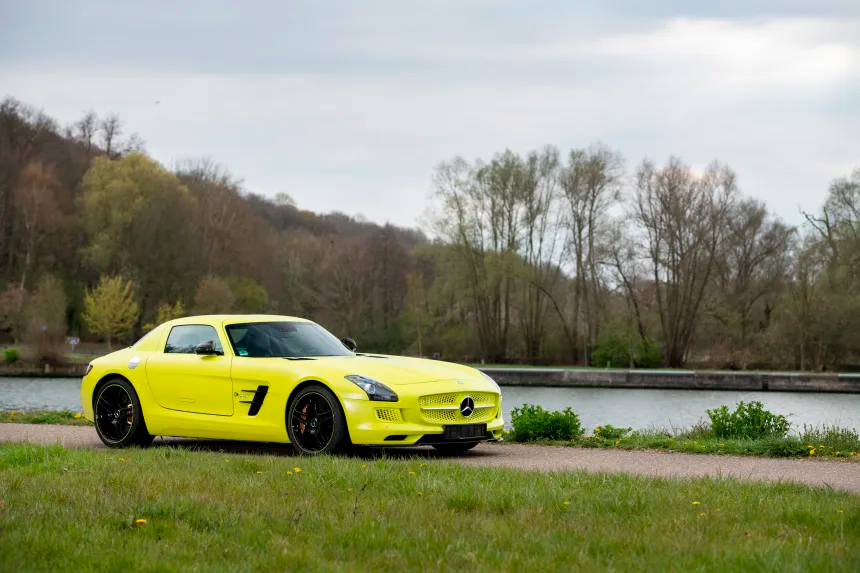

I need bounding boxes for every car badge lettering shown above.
[460,396,475,417]
[128,356,140,370]
[457,380,464,385]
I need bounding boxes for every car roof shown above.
[166,314,313,327]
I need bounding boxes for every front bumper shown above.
[342,391,504,446]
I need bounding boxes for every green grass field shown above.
[0,410,91,426]
[0,443,857,571]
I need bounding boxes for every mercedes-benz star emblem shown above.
[460,396,475,418]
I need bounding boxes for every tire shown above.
[286,384,350,455]
[432,442,481,454]
[93,377,154,448]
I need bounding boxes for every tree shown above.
[192,276,236,315]
[83,276,140,350]
[80,153,197,325]
[144,300,185,331]
[558,144,624,362]
[23,274,67,362]
[14,161,63,290]
[631,158,736,367]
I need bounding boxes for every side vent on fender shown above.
[239,385,269,416]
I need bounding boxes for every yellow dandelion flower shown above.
[417,492,423,496]
[836,451,841,455]
[134,519,147,526]
[819,444,825,448]
[809,449,816,456]
[692,501,701,506]
[348,488,353,492]
[563,501,570,505]
[699,512,706,517]
[408,471,416,475]
[294,467,302,473]
[715,508,721,512]
[118,457,126,462]
[74,413,83,419]
[287,471,293,475]
[837,509,844,513]
[256,471,264,474]
[420,463,426,468]
[361,464,367,469]
[615,441,620,445]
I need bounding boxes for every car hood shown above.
[304,355,481,386]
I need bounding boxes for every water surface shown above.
[2,377,858,431]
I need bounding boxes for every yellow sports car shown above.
[81,315,504,454]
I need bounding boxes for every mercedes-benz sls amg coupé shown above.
[81,315,504,454]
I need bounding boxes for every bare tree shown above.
[632,158,736,367]
[558,144,624,362]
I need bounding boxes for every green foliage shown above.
[145,300,185,330]
[593,424,632,440]
[192,276,236,314]
[227,277,269,313]
[0,409,90,425]
[82,275,140,350]
[3,347,19,364]
[635,338,662,368]
[509,404,583,441]
[801,424,860,454]
[591,332,629,368]
[592,331,663,368]
[706,401,791,439]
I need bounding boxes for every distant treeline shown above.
[1,97,858,370]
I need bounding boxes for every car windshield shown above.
[225,321,352,358]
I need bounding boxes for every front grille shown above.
[375,408,403,423]
[418,392,498,425]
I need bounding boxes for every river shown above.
[1,377,859,431]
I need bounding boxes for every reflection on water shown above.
[1,378,859,431]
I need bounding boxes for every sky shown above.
[2,0,859,229]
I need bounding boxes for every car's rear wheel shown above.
[431,442,481,454]
[286,384,350,455]
[94,377,154,448]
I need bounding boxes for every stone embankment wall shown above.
[480,368,860,394]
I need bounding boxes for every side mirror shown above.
[195,340,222,356]
[340,337,357,352]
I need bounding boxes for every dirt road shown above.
[2,423,858,493]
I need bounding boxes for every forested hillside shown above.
[1,97,859,370]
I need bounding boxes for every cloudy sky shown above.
[2,0,859,228]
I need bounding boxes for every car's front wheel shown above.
[93,377,154,448]
[432,442,481,454]
[286,384,350,455]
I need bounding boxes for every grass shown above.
[0,443,858,571]
[0,410,91,426]
[508,424,860,459]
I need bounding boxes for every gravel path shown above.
[2,423,859,494]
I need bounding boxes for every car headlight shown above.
[479,371,501,392]
[345,375,399,402]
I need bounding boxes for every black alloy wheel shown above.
[93,377,154,448]
[287,384,349,455]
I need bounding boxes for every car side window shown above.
[164,325,223,354]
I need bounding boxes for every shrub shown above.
[593,424,632,440]
[509,404,583,442]
[591,333,629,368]
[706,401,790,439]
[635,338,662,368]
[3,347,19,364]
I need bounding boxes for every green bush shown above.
[634,338,662,368]
[593,424,632,440]
[509,404,583,442]
[706,401,790,439]
[3,347,19,364]
[591,333,629,368]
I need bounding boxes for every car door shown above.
[145,324,234,416]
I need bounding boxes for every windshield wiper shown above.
[282,356,317,361]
